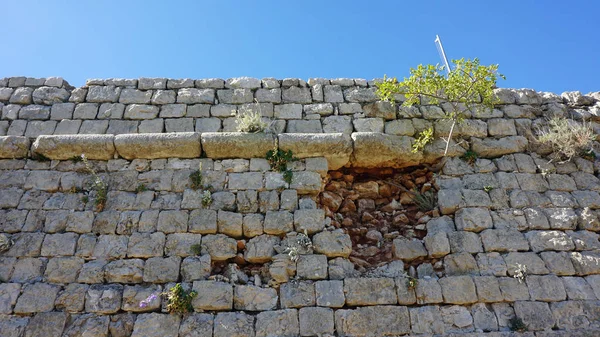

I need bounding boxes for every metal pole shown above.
[435,35,451,75]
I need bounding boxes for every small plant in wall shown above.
[236,99,268,133]
[460,149,478,165]
[139,283,197,314]
[508,316,528,332]
[201,190,213,208]
[536,116,596,162]
[81,154,108,212]
[266,147,297,185]
[512,263,527,283]
[376,58,505,155]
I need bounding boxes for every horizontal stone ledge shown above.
[201,132,276,159]
[0,136,29,159]
[278,133,352,170]
[350,132,423,169]
[115,132,201,159]
[31,135,115,160]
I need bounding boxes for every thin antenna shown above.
[435,35,451,75]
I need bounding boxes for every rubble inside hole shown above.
[319,166,440,272]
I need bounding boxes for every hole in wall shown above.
[318,165,440,271]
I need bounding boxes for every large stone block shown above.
[344,278,397,306]
[278,133,351,170]
[256,309,299,337]
[115,132,201,159]
[233,285,278,311]
[335,306,410,336]
[131,313,180,337]
[471,136,528,158]
[312,230,352,258]
[0,136,29,158]
[201,132,276,159]
[31,134,114,160]
[192,281,233,311]
[351,132,423,168]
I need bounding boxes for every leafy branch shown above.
[376,58,505,155]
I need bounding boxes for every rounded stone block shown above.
[0,136,29,158]
[31,135,114,160]
[115,132,201,159]
[278,133,352,170]
[351,132,423,168]
[201,132,276,159]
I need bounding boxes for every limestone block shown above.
[87,85,121,103]
[201,132,275,159]
[233,285,278,311]
[513,301,555,331]
[344,277,397,306]
[471,136,528,158]
[201,234,237,261]
[31,134,114,160]
[393,237,428,261]
[315,280,345,308]
[44,257,84,283]
[130,313,180,337]
[263,210,294,235]
[439,275,478,304]
[335,306,410,337]
[9,87,33,104]
[213,312,251,337]
[296,254,328,280]
[115,132,200,159]
[409,305,445,334]
[20,105,51,119]
[312,230,352,258]
[351,132,423,168]
[244,234,279,263]
[525,230,575,252]
[299,307,334,336]
[164,233,202,257]
[192,281,233,311]
[256,309,299,337]
[142,256,180,283]
[480,229,530,252]
[180,255,211,282]
[454,207,493,232]
[280,282,315,308]
[0,136,29,158]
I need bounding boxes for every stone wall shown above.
[1,76,600,336]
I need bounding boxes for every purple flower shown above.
[139,292,159,308]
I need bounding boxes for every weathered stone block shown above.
[192,281,233,311]
[201,132,275,159]
[115,132,201,159]
[393,237,428,261]
[256,309,299,337]
[0,136,29,158]
[312,230,352,258]
[335,306,410,336]
[233,285,278,311]
[201,234,237,261]
[131,313,180,337]
[344,277,397,306]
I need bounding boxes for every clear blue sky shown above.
[2,1,599,93]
